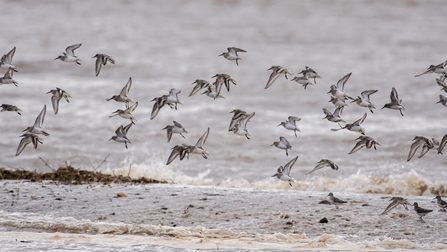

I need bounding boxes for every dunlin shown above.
[348,135,380,154]
[22,105,49,136]
[0,104,21,115]
[109,101,138,124]
[412,202,433,222]
[0,47,18,72]
[0,67,18,87]
[231,112,255,139]
[219,47,246,66]
[278,116,301,137]
[327,192,347,209]
[381,197,410,215]
[189,79,210,96]
[109,123,132,149]
[307,159,339,175]
[381,87,404,116]
[351,90,378,113]
[15,133,43,156]
[434,196,447,211]
[327,72,353,100]
[264,66,292,89]
[163,121,188,143]
[271,136,292,156]
[92,54,115,76]
[106,77,134,108]
[271,156,299,186]
[166,127,210,165]
[322,107,345,124]
[415,61,446,77]
[407,136,434,161]
[291,75,314,89]
[437,94,447,106]
[299,66,321,84]
[47,87,71,115]
[54,43,82,65]
[331,112,367,135]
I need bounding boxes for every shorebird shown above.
[415,61,447,77]
[437,134,447,154]
[109,101,138,124]
[328,96,348,107]
[411,202,433,222]
[348,135,380,154]
[331,112,367,135]
[322,107,345,124]
[150,95,167,120]
[0,47,18,72]
[271,156,299,186]
[219,47,246,66]
[434,196,447,211]
[298,66,321,84]
[437,94,447,106]
[22,105,49,136]
[47,87,71,114]
[163,121,188,143]
[278,116,301,137]
[212,74,236,99]
[328,72,353,100]
[106,77,134,108]
[189,79,210,96]
[264,66,292,89]
[381,197,411,215]
[271,136,292,156]
[306,159,339,175]
[92,54,115,76]
[436,78,447,92]
[0,67,18,87]
[381,87,405,116]
[407,136,434,161]
[201,85,225,99]
[54,43,82,65]
[231,112,255,139]
[166,127,210,165]
[228,109,247,131]
[327,193,347,209]
[291,75,314,89]
[165,88,182,110]
[0,104,21,115]
[109,123,132,149]
[351,90,378,113]
[15,133,43,156]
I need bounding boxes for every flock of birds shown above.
[1,44,446,221]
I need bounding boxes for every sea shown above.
[1,0,447,250]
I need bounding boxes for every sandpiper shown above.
[231,112,255,139]
[92,54,115,76]
[415,61,446,77]
[109,123,132,149]
[278,116,301,137]
[106,77,134,108]
[47,87,71,115]
[407,136,434,161]
[381,87,405,116]
[22,105,49,136]
[201,85,225,99]
[298,66,321,84]
[331,112,367,135]
[15,133,43,156]
[322,107,345,124]
[327,193,347,209]
[0,67,18,87]
[166,127,210,165]
[349,135,380,154]
[228,109,248,131]
[109,101,138,124]
[189,79,210,96]
[54,43,82,65]
[307,159,339,175]
[271,156,299,186]
[219,47,246,66]
[328,96,348,107]
[163,121,188,143]
[351,90,378,113]
[434,196,447,211]
[0,47,18,72]
[150,95,167,120]
[212,73,236,99]
[436,78,447,92]
[291,75,314,89]
[437,94,447,106]
[264,66,292,89]
[0,104,21,115]
[381,197,411,215]
[412,202,433,222]
[165,88,182,110]
[437,134,447,154]
[271,136,292,156]
[327,72,353,100]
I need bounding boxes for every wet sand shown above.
[1,180,446,251]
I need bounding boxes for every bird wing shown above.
[336,72,352,91]
[120,77,132,96]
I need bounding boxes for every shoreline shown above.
[1,180,446,250]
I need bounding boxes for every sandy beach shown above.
[1,180,446,251]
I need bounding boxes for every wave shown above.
[105,158,447,196]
